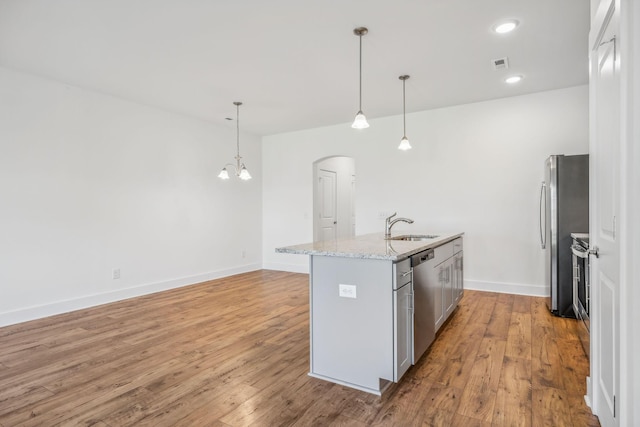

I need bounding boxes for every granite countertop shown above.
[275,232,464,261]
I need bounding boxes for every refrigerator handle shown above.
[539,181,546,249]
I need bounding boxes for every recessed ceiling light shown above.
[505,75,523,84]
[493,20,519,34]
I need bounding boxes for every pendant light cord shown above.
[358,34,363,111]
[351,27,368,129]
[236,102,240,158]
[402,78,406,136]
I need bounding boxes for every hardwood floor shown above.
[0,270,599,426]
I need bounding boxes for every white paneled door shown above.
[313,156,356,242]
[590,0,620,425]
[317,169,337,242]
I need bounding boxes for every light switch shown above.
[339,284,357,299]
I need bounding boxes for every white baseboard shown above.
[584,376,592,409]
[2,270,545,328]
[261,267,546,296]
[464,279,548,297]
[262,261,309,274]
[0,263,261,327]
[263,266,546,297]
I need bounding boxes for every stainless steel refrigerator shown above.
[539,154,589,317]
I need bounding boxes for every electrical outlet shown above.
[339,284,357,299]
[241,250,246,258]
[112,268,121,280]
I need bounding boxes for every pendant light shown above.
[398,75,412,151]
[351,27,369,129]
[218,101,252,181]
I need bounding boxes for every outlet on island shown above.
[338,284,357,299]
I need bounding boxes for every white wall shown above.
[0,68,588,326]
[263,86,589,295]
[0,66,262,326]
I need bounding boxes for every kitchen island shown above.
[276,232,464,394]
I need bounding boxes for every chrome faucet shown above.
[385,212,414,238]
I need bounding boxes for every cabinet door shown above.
[444,258,455,318]
[393,282,413,381]
[453,252,464,304]
[434,263,446,331]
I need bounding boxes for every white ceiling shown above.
[0,0,590,136]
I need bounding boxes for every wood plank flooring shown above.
[0,270,600,426]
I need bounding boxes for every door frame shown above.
[588,0,640,424]
[589,1,620,424]
[618,0,640,423]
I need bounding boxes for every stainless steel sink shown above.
[387,234,440,241]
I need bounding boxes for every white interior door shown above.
[317,169,337,242]
[590,1,620,425]
[313,157,356,242]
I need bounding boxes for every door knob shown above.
[589,246,599,258]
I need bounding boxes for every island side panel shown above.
[310,255,393,392]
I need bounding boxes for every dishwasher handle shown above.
[411,249,435,267]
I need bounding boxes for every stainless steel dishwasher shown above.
[411,248,436,363]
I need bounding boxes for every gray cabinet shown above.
[309,255,413,395]
[393,259,413,381]
[277,231,465,395]
[453,241,464,304]
[444,257,455,320]
[434,261,447,330]
[433,237,464,332]
[306,237,462,395]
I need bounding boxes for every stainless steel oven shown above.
[571,234,590,336]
